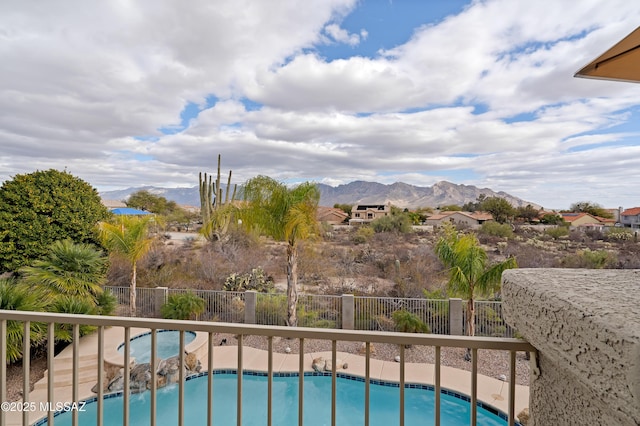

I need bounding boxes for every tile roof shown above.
[621,207,640,216]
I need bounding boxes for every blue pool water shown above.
[117,330,196,363]
[40,371,515,426]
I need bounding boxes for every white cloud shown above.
[1,0,640,208]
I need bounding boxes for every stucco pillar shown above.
[244,290,257,324]
[342,294,354,330]
[502,269,640,426]
[448,298,463,336]
[154,287,168,318]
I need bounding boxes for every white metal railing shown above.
[0,310,533,426]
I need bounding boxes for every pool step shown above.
[33,354,103,390]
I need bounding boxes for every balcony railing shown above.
[0,310,534,426]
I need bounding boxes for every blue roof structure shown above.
[110,207,153,215]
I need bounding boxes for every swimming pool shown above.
[116,330,196,363]
[39,371,517,425]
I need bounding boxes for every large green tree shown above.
[435,225,517,359]
[0,169,109,272]
[98,216,154,316]
[479,197,515,224]
[567,201,614,219]
[239,176,320,326]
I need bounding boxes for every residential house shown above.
[317,206,349,225]
[620,207,640,229]
[425,211,494,228]
[349,203,391,225]
[559,212,613,229]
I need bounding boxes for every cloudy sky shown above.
[2,0,640,209]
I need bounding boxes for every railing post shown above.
[155,287,168,318]
[342,294,354,330]
[449,298,463,336]
[245,290,257,324]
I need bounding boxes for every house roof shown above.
[621,207,640,216]
[111,207,153,215]
[427,211,494,221]
[317,206,349,222]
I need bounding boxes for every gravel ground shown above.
[7,355,48,401]
[7,333,529,401]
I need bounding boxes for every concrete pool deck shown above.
[7,326,529,425]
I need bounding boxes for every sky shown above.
[1,0,640,210]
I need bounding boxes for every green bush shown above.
[255,294,287,326]
[392,309,430,333]
[51,296,98,341]
[95,289,118,316]
[545,226,569,239]
[479,222,514,238]
[351,226,374,244]
[371,214,412,234]
[0,279,48,363]
[161,291,206,320]
[560,249,618,269]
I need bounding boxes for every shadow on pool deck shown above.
[6,326,529,425]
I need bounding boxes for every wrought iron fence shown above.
[354,296,449,334]
[105,287,514,338]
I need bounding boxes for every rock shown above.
[185,352,202,373]
[357,342,376,356]
[312,357,348,372]
[517,408,530,425]
[394,355,401,363]
[130,363,152,393]
[285,347,291,354]
[312,357,325,372]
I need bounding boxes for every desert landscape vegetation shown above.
[2,168,639,402]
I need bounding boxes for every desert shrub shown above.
[255,294,287,326]
[605,227,634,242]
[559,249,618,269]
[351,226,374,244]
[297,304,336,328]
[479,222,514,238]
[371,215,412,234]
[224,267,274,292]
[161,291,205,320]
[392,309,430,333]
[545,226,569,240]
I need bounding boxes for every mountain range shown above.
[101,181,539,210]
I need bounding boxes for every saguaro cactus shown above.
[199,154,237,241]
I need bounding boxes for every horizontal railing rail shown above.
[1,310,534,426]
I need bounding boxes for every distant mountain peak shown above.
[101,180,539,210]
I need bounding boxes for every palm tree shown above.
[0,278,48,363]
[20,239,107,305]
[435,225,517,359]
[239,176,320,326]
[98,216,154,316]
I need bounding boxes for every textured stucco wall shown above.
[502,269,640,426]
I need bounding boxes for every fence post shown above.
[342,294,354,330]
[245,291,257,324]
[155,287,168,318]
[449,298,463,335]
